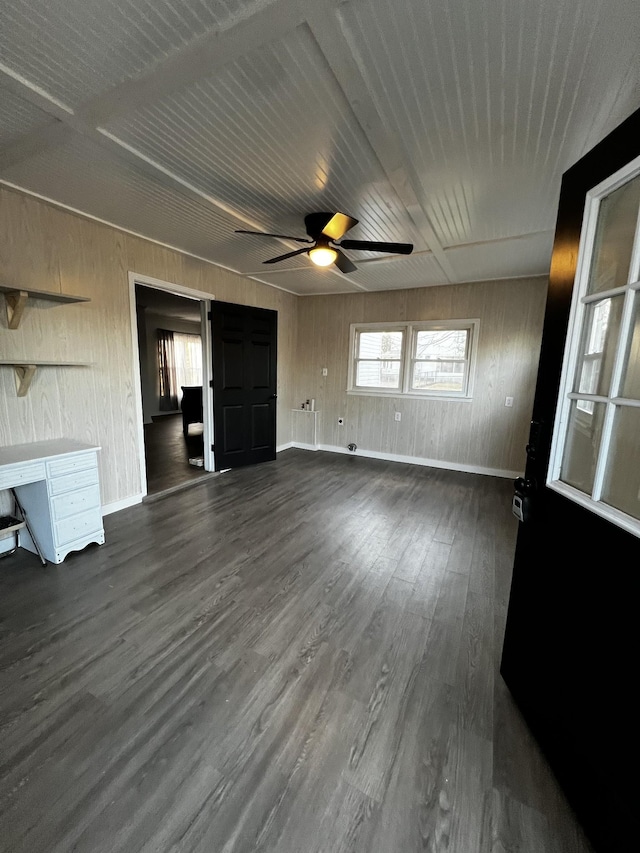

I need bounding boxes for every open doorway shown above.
[133,281,212,496]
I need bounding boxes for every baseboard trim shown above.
[313,443,521,479]
[290,442,320,452]
[102,493,144,516]
[277,442,294,453]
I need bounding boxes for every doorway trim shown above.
[128,271,215,498]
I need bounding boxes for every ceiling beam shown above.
[246,262,370,291]
[304,0,458,283]
[0,61,73,120]
[79,0,309,128]
[0,0,455,287]
[0,0,313,238]
[0,0,305,185]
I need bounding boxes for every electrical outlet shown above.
[338,417,344,425]
[394,412,402,421]
[505,396,514,408]
[322,367,328,376]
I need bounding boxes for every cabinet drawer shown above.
[54,509,103,547]
[48,466,99,496]
[51,485,101,521]
[0,462,46,490]
[47,452,97,479]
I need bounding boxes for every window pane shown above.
[415,329,467,359]
[601,406,640,519]
[587,174,640,295]
[574,296,624,396]
[560,400,606,494]
[358,331,403,360]
[412,360,464,392]
[621,291,640,400]
[174,333,202,397]
[356,360,401,388]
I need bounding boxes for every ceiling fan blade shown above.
[321,212,359,241]
[235,229,312,244]
[263,248,309,264]
[339,239,413,254]
[333,249,357,274]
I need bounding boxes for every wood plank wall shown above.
[0,188,298,509]
[293,279,548,476]
[0,185,548,516]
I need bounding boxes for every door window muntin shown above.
[548,155,640,538]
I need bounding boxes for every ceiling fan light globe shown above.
[309,246,338,267]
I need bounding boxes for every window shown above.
[354,328,404,389]
[575,298,615,415]
[349,320,478,399]
[156,330,202,410]
[174,332,202,393]
[548,160,640,536]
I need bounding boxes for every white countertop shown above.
[0,439,101,467]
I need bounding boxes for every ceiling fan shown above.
[235,211,413,273]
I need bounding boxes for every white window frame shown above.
[347,319,479,400]
[173,331,204,401]
[547,152,640,538]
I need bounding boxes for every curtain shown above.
[157,329,178,411]
[174,333,203,398]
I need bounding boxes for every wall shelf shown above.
[0,285,90,330]
[0,360,91,397]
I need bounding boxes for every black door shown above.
[211,300,277,471]
[500,108,640,852]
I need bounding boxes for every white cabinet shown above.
[291,409,320,450]
[0,439,104,564]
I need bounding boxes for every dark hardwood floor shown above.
[143,412,207,494]
[0,450,594,852]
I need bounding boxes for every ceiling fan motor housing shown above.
[236,211,412,273]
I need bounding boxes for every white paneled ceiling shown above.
[0,0,639,296]
[445,231,557,284]
[103,24,419,247]
[253,266,365,296]
[0,135,261,270]
[0,0,276,107]
[343,254,449,292]
[0,89,52,146]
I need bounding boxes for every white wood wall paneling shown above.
[0,187,298,508]
[294,278,548,475]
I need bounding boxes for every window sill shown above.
[347,389,472,402]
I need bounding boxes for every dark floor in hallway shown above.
[0,450,593,852]
[143,412,206,494]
